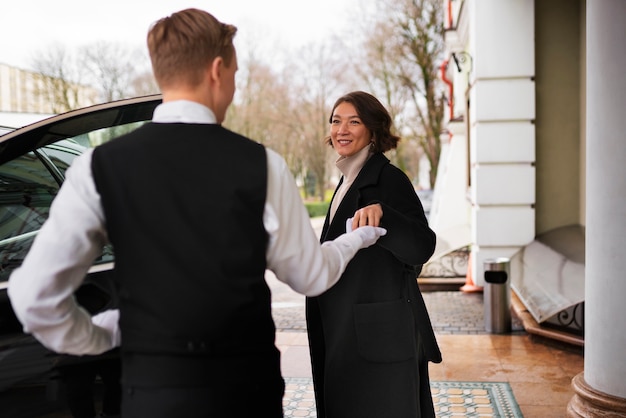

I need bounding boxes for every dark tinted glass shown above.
[39,141,85,176]
[0,153,59,282]
[0,121,150,283]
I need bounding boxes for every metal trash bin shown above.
[483,258,511,333]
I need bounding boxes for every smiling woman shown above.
[306,91,440,418]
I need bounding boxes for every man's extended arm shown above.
[264,149,385,296]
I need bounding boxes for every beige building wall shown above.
[534,0,584,235]
[0,63,48,113]
[0,63,97,114]
[578,2,587,227]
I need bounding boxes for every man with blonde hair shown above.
[9,8,386,418]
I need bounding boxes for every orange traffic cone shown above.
[460,252,483,293]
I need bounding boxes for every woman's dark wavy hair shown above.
[325,91,400,153]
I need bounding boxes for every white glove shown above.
[345,217,387,248]
[92,309,121,347]
[346,217,354,233]
[350,225,387,248]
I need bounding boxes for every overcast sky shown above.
[0,0,362,70]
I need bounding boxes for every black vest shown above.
[92,123,277,384]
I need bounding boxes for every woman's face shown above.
[330,102,372,157]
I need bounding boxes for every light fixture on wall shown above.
[452,51,473,73]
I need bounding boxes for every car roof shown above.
[0,94,162,165]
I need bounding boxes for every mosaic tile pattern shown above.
[283,378,523,418]
[431,381,523,417]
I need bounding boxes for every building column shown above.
[568,1,626,416]
[468,0,536,285]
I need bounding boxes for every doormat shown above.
[283,378,523,417]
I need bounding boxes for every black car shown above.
[0,95,161,393]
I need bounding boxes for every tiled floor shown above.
[430,381,523,417]
[428,333,583,417]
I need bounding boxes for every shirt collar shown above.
[152,100,217,124]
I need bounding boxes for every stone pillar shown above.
[568,1,626,416]
[468,0,536,285]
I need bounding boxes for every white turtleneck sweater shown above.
[329,145,373,223]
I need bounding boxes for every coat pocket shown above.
[353,300,416,363]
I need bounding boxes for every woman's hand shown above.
[351,203,383,230]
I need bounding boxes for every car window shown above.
[79,122,148,148]
[39,140,85,176]
[0,120,149,283]
[0,152,59,281]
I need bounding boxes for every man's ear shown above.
[209,56,223,84]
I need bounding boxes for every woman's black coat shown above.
[306,153,442,418]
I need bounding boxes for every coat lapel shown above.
[321,153,389,241]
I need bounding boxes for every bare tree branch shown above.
[358,0,446,188]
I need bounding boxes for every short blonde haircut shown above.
[147,8,237,89]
